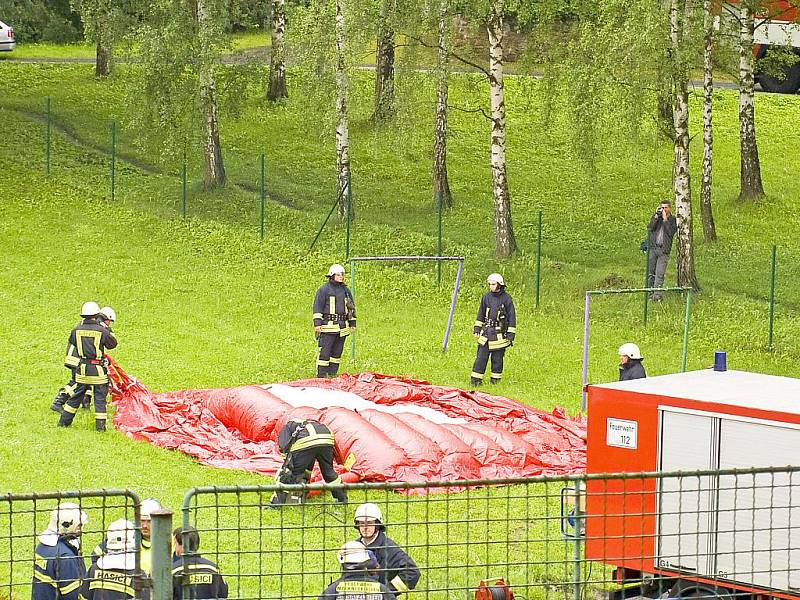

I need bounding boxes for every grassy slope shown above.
[1,63,800,501]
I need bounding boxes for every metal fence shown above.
[1,468,798,600]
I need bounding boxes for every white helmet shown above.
[618,343,643,360]
[327,263,345,277]
[338,540,372,569]
[140,498,162,520]
[100,306,116,322]
[48,503,88,538]
[106,519,136,553]
[487,273,504,286]
[81,301,101,317]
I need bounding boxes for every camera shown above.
[656,208,663,216]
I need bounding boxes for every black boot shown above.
[51,392,68,413]
[470,377,482,387]
[95,419,106,432]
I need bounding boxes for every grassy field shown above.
[0,60,799,596]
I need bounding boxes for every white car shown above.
[0,21,16,52]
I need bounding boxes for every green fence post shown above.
[260,153,266,241]
[643,246,651,325]
[181,150,187,219]
[768,245,777,350]
[535,210,542,308]
[437,191,443,286]
[345,174,352,261]
[681,290,692,372]
[110,121,116,201]
[350,259,356,361]
[149,509,173,600]
[46,97,51,176]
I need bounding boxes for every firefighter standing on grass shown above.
[318,541,394,600]
[32,503,88,600]
[81,519,138,600]
[471,273,517,386]
[313,264,356,378]
[270,418,347,506]
[58,301,118,431]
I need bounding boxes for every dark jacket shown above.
[32,537,87,600]
[473,289,517,349]
[67,317,117,385]
[172,555,228,600]
[619,359,646,381]
[647,213,678,254]
[318,570,395,600]
[362,531,420,595]
[80,556,137,600]
[278,420,335,454]
[314,280,356,335]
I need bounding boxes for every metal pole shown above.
[181,151,187,219]
[46,97,51,176]
[581,292,590,411]
[535,210,542,308]
[768,245,777,350]
[643,246,651,325]
[260,153,265,241]
[437,193,443,286]
[572,515,583,600]
[350,259,356,361]
[442,259,463,352]
[309,195,340,252]
[681,290,692,372]
[111,121,116,201]
[149,509,173,600]
[345,174,352,261]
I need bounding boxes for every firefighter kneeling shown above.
[270,418,348,506]
[318,541,395,600]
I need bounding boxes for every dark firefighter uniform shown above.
[172,554,228,600]
[51,323,91,413]
[91,538,151,571]
[471,287,516,384]
[80,557,138,600]
[363,531,420,597]
[58,316,117,431]
[32,537,86,600]
[318,571,395,600]
[271,419,347,505]
[313,280,356,378]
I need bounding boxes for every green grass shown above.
[1,61,799,598]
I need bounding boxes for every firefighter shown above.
[313,263,356,378]
[91,498,160,575]
[32,502,88,600]
[471,273,517,386]
[58,301,118,431]
[354,503,420,597]
[81,519,137,600]
[618,343,646,381]
[270,418,347,506]
[318,541,394,600]
[172,525,228,600]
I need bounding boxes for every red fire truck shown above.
[754,0,800,92]
[582,367,800,599]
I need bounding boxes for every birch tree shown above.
[670,0,699,289]
[197,0,226,188]
[432,0,453,209]
[334,0,352,219]
[700,0,717,242]
[488,0,517,257]
[267,0,288,101]
[72,0,115,76]
[737,0,765,200]
[372,0,396,122]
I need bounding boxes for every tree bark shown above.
[432,0,453,210]
[372,0,396,122]
[197,0,226,189]
[671,0,698,290]
[335,0,352,220]
[738,2,765,201]
[94,3,112,77]
[487,0,516,258]
[267,0,288,101]
[700,0,717,242]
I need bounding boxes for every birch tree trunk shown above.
[95,12,112,77]
[197,0,226,189]
[487,0,516,258]
[738,2,765,200]
[372,0,396,122]
[700,0,717,242]
[671,0,698,289]
[267,0,288,101]
[335,0,352,219]
[432,0,453,210]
